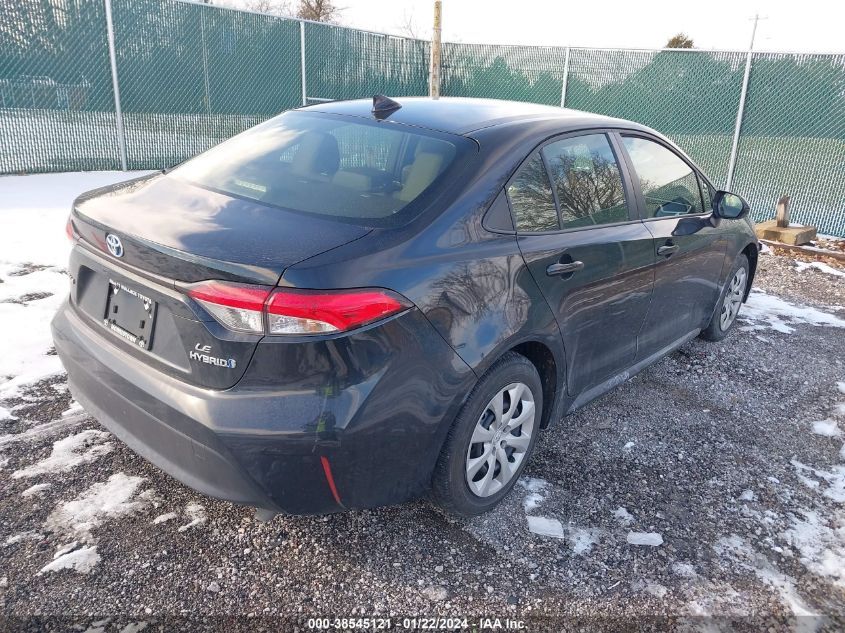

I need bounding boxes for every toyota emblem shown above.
[106,234,124,258]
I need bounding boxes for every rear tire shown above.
[700,253,749,342]
[431,352,543,516]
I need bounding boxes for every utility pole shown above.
[748,13,767,51]
[429,1,442,99]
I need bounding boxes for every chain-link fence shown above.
[1,0,843,235]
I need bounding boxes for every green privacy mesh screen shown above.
[0,0,121,171]
[304,21,428,101]
[1,0,843,235]
[112,0,302,169]
[731,53,845,232]
[441,43,568,105]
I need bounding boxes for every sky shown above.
[324,0,844,53]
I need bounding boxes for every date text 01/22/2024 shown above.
[306,618,527,630]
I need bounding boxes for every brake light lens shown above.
[66,215,74,241]
[266,289,409,334]
[187,281,410,336]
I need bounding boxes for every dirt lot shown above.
[1,183,844,631]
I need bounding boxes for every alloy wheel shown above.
[719,267,747,331]
[465,382,536,498]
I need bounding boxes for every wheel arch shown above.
[741,241,759,301]
[508,340,563,429]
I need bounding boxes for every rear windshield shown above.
[171,111,474,226]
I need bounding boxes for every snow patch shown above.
[21,482,51,497]
[62,401,84,417]
[568,527,601,555]
[45,473,150,542]
[812,419,841,437]
[622,441,635,451]
[12,429,112,479]
[53,541,80,559]
[612,506,634,526]
[782,509,845,589]
[739,290,845,334]
[631,579,667,598]
[791,460,845,503]
[4,530,41,546]
[794,260,845,278]
[627,531,663,546]
[715,535,818,621]
[526,516,564,538]
[672,561,698,578]
[152,512,178,525]
[739,489,756,502]
[38,545,100,575]
[837,381,845,395]
[517,477,547,513]
[177,501,207,532]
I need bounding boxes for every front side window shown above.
[507,152,559,232]
[172,111,472,226]
[542,134,628,229]
[622,136,704,218]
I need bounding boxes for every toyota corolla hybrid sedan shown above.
[52,96,758,517]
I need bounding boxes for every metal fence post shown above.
[300,21,307,105]
[560,47,570,107]
[200,8,211,114]
[104,0,128,171]
[726,50,753,190]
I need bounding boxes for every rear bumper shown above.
[52,300,475,515]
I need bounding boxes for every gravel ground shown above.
[1,250,844,632]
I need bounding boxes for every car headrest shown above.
[291,132,340,180]
[332,170,372,192]
[397,152,444,202]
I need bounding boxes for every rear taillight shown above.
[66,215,74,241]
[266,289,409,334]
[187,281,410,336]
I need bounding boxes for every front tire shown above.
[700,253,749,342]
[431,352,543,516]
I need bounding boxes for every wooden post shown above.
[429,1,442,99]
[775,195,790,228]
[755,193,817,245]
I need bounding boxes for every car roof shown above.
[301,96,651,136]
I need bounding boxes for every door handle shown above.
[657,243,680,257]
[546,261,584,276]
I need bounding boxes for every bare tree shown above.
[238,0,292,15]
[665,33,694,48]
[296,0,342,22]
[395,9,426,40]
[245,0,292,15]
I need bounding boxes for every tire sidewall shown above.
[439,354,543,515]
[702,253,749,341]
[718,255,750,334]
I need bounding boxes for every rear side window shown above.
[542,134,628,229]
[507,152,559,232]
[172,111,472,226]
[622,136,704,218]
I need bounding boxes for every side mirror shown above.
[713,190,749,219]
